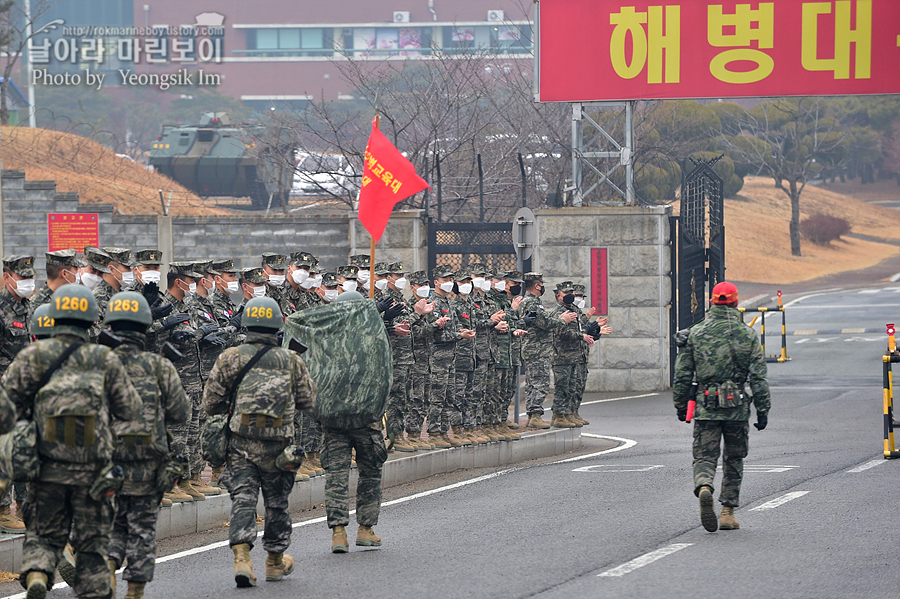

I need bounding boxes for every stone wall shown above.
[348,209,428,272]
[533,206,673,392]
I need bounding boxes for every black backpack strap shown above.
[35,342,84,397]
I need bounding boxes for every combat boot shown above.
[466,427,487,444]
[506,419,520,430]
[232,543,257,587]
[57,544,77,587]
[177,480,206,501]
[430,434,452,449]
[310,453,326,475]
[108,559,117,597]
[165,486,192,503]
[25,571,48,599]
[482,425,503,442]
[190,473,222,496]
[698,486,718,532]
[298,458,318,478]
[124,581,146,598]
[719,506,740,530]
[332,525,349,553]
[567,414,584,427]
[356,525,382,547]
[407,432,433,450]
[551,414,575,428]
[575,411,590,425]
[449,429,472,446]
[470,427,490,444]
[160,496,172,508]
[527,414,551,429]
[265,552,295,581]
[0,505,24,534]
[497,423,521,440]
[209,466,224,488]
[294,471,310,482]
[392,434,416,452]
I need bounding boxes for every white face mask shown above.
[226,281,240,293]
[358,270,370,283]
[12,278,34,298]
[312,274,323,288]
[493,280,506,292]
[73,271,82,285]
[395,277,408,290]
[185,282,197,296]
[574,297,586,310]
[268,274,286,286]
[362,280,370,291]
[375,279,388,291]
[439,281,455,293]
[472,277,485,289]
[81,272,103,290]
[120,270,135,287]
[415,285,431,299]
[342,280,358,293]
[458,283,472,295]
[250,285,267,298]
[140,269,161,285]
[292,269,309,285]
[323,289,339,302]
[481,280,492,292]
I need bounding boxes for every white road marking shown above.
[517,392,660,418]
[573,464,663,473]
[553,435,638,463]
[782,288,845,308]
[749,491,809,511]
[0,468,526,599]
[598,543,693,577]
[788,303,900,309]
[744,465,797,473]
[847,459,888,473]
[858,289,881,294]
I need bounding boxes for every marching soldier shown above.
[673,281,771,532]
[203,297,315,587]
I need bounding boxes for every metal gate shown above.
[674,156,726,332]
[427,220,528,274]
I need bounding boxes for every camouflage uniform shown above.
[427,266,462,436]
[203,331,316,552]
[2,324,140,597]
[126,249,167,353]
[521,274,560,417]
[109,329,189,583]
[503,272,526,416]
[673,304,771,507]
[549,282,587,417]
[468,266,495,427]
[487,287,515,425]
[451,273,477,429]
[380,264,412,436]
[408,271,433,435]
[262,252,290,310]
[573,284,592,413]
[80,247,114,343]
[27,249,81,322]
[323,424,388,529]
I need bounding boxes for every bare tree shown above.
[715,97,847,256]
[0,0,53,125]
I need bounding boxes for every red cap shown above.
[711,281,739,305]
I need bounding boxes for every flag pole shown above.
[369,114,380,299]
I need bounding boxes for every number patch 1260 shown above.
[55,296,90,312]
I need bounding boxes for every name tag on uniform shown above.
[461,313,470,319]
[12,321,23,329]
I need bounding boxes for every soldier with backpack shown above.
[1,284,140,599]
[105,292,190,599]
[202,297,316,588]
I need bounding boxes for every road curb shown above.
[0,427,581,574]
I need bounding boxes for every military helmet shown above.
[103,291,152,327]
[48,283,98,323]
[30,303,54,338]
[334,290,365,302]
[242,297,283,330]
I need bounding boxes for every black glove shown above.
[199,333,227,348]
[584,321,601,339]
[197,323,218,337]
[160,313,190,331]
[383,302,405,321]
[169,330,193,345]
[228,307,244,329]
[276,330,285,345]
[150,302,173,321]
[522,312,537,326]
[141,281,159,305]
[677,408,687,422]
[375,296,394,314]
[754,412,768,431]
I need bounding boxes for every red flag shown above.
[358,119,429,242]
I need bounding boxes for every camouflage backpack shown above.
[284,298,392,430]
[229,344,297,442]
[112,350,167,462]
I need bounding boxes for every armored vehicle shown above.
[148,112,294,208]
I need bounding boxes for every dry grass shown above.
[675,176,900,284]
[0,126,228,215]
[0,571,17,583]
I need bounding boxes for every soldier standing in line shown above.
[548,281,594,428]
[407,271,436,447]
[350,254,371,294]
[0,255,35,533]
[261,253,289,307]
[239,267,269,308]
[486,270,520,441]
[336,264,360,294]
[317,272,340,304]
[27,249,81,321]
[102,247,136,293]
[106,292,189,599]
[502,271,527,432]
[126,249,180,354]
[428,265,475,447]
[570,284,611,424]
[377,262,414,451]
[203,297,315,587]
[293,254,324,309]
[282,252,308,314]
[521,273,578,429]
[467,264,496,443]
[5,284,140,599]
[209,259,243,328]
[673,281,771,532]
[81,247,113,343]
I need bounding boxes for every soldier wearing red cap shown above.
[673,281,771,533]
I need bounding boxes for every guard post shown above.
[883,323,900,458]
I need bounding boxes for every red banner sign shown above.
[538,0,900,102]
[590,248,608,315]
[47,213,99,252]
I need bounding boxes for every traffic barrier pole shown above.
[883,324,900,458]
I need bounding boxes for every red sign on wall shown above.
[47,213,99,252]
[590,248,608,316]
[537,0,900,102]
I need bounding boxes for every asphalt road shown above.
[2,284,897,599]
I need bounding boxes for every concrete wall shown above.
[348,209,428,272]
[533,206,673,392]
